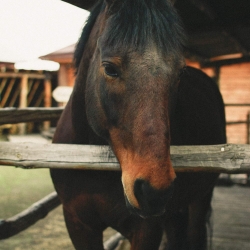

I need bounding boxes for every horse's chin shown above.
[124,195,166,219]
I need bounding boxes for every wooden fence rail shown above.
[1,107,250,243]
[1,142,250,173]
[0,192,60,240]
[0,106,246,128]
[0,107,63,125]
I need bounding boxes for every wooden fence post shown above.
[18,74,28,134]
[43,75,52,131]
[247,112,250,144]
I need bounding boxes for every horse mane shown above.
[74,0,185,72]
[104,0,186,55]
[74,0,104,72]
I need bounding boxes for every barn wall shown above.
[58,64,75,87]
[187,61,250,144]
[220,63,250,144]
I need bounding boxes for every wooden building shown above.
[188,61,250,144]
[0,62,56,134]
[41,44,75,88]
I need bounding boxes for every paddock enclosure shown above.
[0,108,250,249]
[1,0,250,249]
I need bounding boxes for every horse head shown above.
[79,0,185,218]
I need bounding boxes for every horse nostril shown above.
[134,179,174,217]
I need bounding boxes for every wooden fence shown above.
[0,107,250,245]
[225,104,250,144]
[1,142,250,173]
[0,72,53,134]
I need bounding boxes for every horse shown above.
[51,0,226,249]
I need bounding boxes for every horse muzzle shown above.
[125,179,175,218]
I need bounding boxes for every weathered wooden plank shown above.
[0,142,250,173]
[171,144,250,173]
[104,232,125,250]
[0,107,63,125]
[0,192,60,240]
[0,72,45,79]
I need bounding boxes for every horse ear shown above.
[105,0,122,11]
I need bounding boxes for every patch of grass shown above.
[0,166,120,249]
[0,167,54,218]
[0,135,121,249]
[0,166,72,249]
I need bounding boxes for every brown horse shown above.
[51,0,226,249]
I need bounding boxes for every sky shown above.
[0,0,89,64]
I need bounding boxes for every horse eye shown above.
[103,64,119,78]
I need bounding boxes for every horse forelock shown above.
[74,0,185,73]
[103,0,186,56]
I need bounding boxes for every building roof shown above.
[40,44,75,63]
[62,0,250,67]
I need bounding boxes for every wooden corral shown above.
[1,142,250,173]
[0,71,54,134]
[0,108,250,249]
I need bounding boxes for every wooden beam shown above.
[201,55,250,68]
[247,113,250,144]
[225,104,250,106]
[61,0,97,10]
[8,87,20,107]
[18,74,28,134]
[0,192,60,240]
[188,0,216,20]
[187,0,249,58]
[27,80,40,106]
[184,48,209,63]
[0,78,16,107]
[0,142,250,173]
[43,78,52,130]
[0,107,63,125]
[103,233,125,250]
[227,121,249,125]
[0,78,8,104]
[0,72,45,79]
[220,30,249,56]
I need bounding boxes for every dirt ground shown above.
[0,166,128,250]
[1,136,249,250]
[0,162,129,250]
[1,205,125,250]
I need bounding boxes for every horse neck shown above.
[70,9,108,145]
